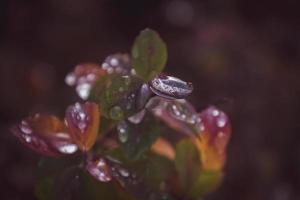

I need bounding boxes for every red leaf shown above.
[65,102,100,152]
[11,114,77,157]
[196,106,231,170]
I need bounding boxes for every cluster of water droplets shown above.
[106,158,137,188]
[12,115,79,156]
[86,158,112,182]
[117,120,129,143]
[101,54,133,75]
[65,64,104,100]
[199,106,230,141]
[146,97,203,137]
[66,103,89,134]
[14,119,52,154]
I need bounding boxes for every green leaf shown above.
[35,156,136,200]
[175,139,200,195]
[119,113,164,160]
[131,28,167,81]
[90,74,143,120]
[189,170,222,198]
[34,156,82,200]
[140,153,175,190]
[80,170,120,200]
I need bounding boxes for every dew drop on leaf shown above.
[86,157,112,182]
[109,106,124,120]
[117,121,129,143]
[146,97,201,137]
[65,102,100,152]
[11,114,76,156]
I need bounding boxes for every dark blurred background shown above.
[0,0,299,199]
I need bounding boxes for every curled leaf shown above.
[195,106,231,171]
[11,114,77,156]
[65,63,106,100]
[65,102,100,152]
[146,97,201,137]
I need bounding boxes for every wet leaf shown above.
[65,102,100,152]
[131,29,167,81]
[117,114,164,160]
[196,106,231,171]
[146,97,201,138]
[90,74,144,120]
[65,63,106,100]
[149,74,193,99]
[106,156,172,200]
[11,114,77,156]
[85,157,112,182]
[35,156,135,200]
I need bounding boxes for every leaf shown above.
[80,170,121,200]
[85,157,112,182]
[11,114,77,157]
[90,74,144,120]
[196,106,232,171]
[118,113,163,160]
[175,139,200,194]
[65,102,100,152]
[189,170,222,199]
[131,29,167,81]
[34,156,82,200]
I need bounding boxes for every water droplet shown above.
[19,120,32,134]
[212,109,220,117]
[127,109,146,124]
[86,158,112,182]
[23,135,32,143]
[131,69,136,75]
[58,144,78,154]
[217,114,227,127]
[76,83,91,100]
[119,87,124,92]
[149,74,193,99]
[118,168,130,177]
[117,121,128,143]
[65,73,76,86]
[67,102,88,133]
[109,106,124,120]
